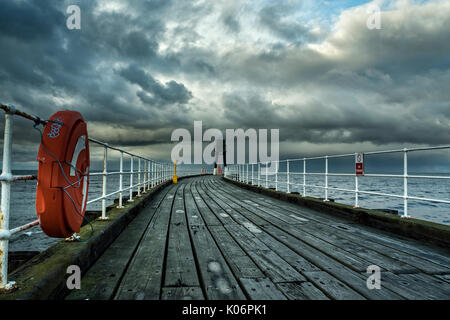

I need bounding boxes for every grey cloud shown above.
[118,64,192,106]
[259,3,319,45]
[223,14,241,33]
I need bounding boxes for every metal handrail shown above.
[0,104,176,290]
[225,146,450,220]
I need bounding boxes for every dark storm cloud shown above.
[223,14,241,33]
[0,1,62,41]
[118,64,192,106]
[258,3,319,45]
[0,0,197,162]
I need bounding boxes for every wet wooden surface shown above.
[67,176,450,300]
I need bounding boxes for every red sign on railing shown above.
[355,153,364,175]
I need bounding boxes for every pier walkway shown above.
[67,176,450,300]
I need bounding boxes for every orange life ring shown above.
[36,110,90,238]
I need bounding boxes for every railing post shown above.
[147,160,150,190]
[354,153,359,208]
[143,160,147,193]
[403,148,408,218]
[324,156,329,201]
[258,163,261,187]
[128,156,134,202]
[157,163,160,184]
[275,161,278,191]
[151,161,154,188]
[251,164,254,185]
[355,174,359,208]
[246,164,249,184]
[101,145,109,220]
[117,151,124,208]
[303,158,306,197]
[137,158,141,197]
[266,162,268,188]
[287,160,290,193]
[0,107,15,291]
[154,163,156,185]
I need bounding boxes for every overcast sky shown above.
[0,0,449,169]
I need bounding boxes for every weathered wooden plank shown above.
[262,224,402,300]
[276,282,330,300]
[184,182,206,226]
[301,222,434,274]
[434,274,450,283]
[246,250,307,283]
[207,179,399,298]
[224,224,269,252]
[220,181,450,274]
[253,230,322,273]
[161,287,205,300]
[200,181,270,226]
[217,180,450,276]
[187,224,246,299]
[220,180,450,268]
[194,182,241,226]
[239,278,287,300]
[345,226,450,269]
[164,223,200,287]
[204,183,322,274]
[279,224,390,273]
[165,181,200,287]
[66,184,175,300]
[380,272,450,300]
[303,271,365,300]
[394,273,450,299]
[114,186,178,300]
[170,184,187,226]
[210,182,301,225]
[190,182,222,226]
[214,185,372,273]
[209,225,265,279]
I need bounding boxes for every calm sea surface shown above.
[7,170,450,252]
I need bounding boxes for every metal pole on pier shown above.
[0,107,15,291]
[137,158,141,197]
[403,149,408,218]
[303,158,306,197]
[287,160,290,193]
[129,156,134,202]
[101,145,109,220]
[324,156,329,201]
[117,151,124,208]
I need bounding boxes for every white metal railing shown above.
[225,146,450,220]
[0,104,175,291]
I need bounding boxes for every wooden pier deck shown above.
[67,176,450,300]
